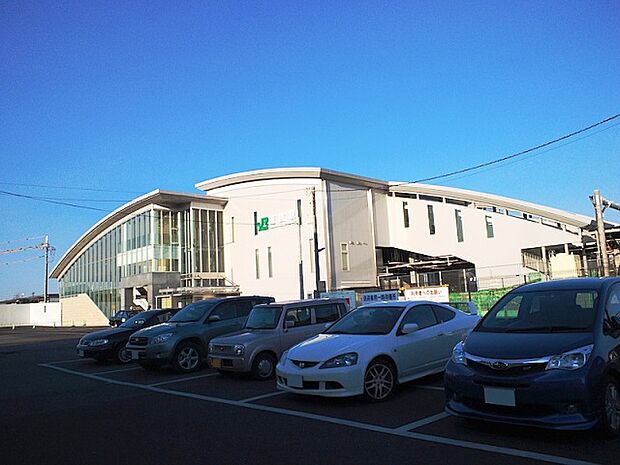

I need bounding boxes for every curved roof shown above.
[195,167,388,191]
[50,190,226,279]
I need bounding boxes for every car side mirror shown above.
[285,320,295,329]
[207,315,221,323]
[401,323,419,335]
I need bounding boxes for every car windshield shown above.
[479,289,599,333]
[120,311,153,328]
[325,306,404,335]
[245,306,282,329]
[169,301,217,323]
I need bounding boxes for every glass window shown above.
[209,301,239,321]
[400,305,438,331]
[235,300,255,318]
[403,201,410,228]
[253,211,258,236]
[326,306,404,335]
[432,305,456,323]
[267,246,273,278]
[455,209,464,242]
[245,306,282,329]
[485,215,494,238]
[480,289,599,332]
[231,216,235,243]
[255,249,260,279]
[606,285,620,318]
[284,307,312,328]
[314,304,340,323]
[340,243,349,271]
[171,212,179,245]
[170,300,217,323]
[427,205,436,235]
[309,238,315,273]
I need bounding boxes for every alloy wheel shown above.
[364,363,394,401]
[117,347,132,364]
[178,347,200,371]
[257,358,274,378]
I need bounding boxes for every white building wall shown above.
[382,196,582,287]
[0,303,62,327]
[210,179,329,301]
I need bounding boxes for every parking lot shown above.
[1,327,618,465]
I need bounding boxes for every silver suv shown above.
[125,295,274,373]
[208,298,348,380]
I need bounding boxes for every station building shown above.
[50,168,600,318]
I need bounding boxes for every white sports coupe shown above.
[276,300,479,401]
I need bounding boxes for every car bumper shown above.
[125,343,174,364]
[76,345,115,359]
[444,361,601,430]
[208,355,251,372]
[275,360,364,397]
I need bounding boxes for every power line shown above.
[0,236,46,245]
[0,181,142,194]
[0,189,110,212]
[406,113,620,185]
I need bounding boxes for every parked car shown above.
[276,300,479,401]
[444,277,620,438]
[77,309,177,363]
[109,309,140,327]
[125,296,274,373]
[208,298,349,380]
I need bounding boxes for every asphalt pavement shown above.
[0,327,617,465]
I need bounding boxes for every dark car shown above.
[444,277,620,437]
[109,309,140,327]
[126,296,275,373]
[78,309,177,363]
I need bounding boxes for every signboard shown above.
[320,290,357,310]
[404,286,449,303]
[257,209,298,233]
[361,290,399,304]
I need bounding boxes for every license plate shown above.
[484,387,516,407]
[287,374,303,388]
[131,351,140,360]
[211,358,222,368]
[77,349,84,357]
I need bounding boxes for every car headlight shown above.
[546,344,593,371]
[151,333,174,345]
[451,341,466,365]
[208,343,214,353]
[90,338,109,346]
[320,352,358,369]
[233,344,245,356]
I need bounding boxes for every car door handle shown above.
[437,333,446,337]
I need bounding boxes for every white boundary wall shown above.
[0,303,62,327]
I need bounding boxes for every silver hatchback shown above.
[208,298,348,380]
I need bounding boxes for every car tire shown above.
[173,341,204,373]
[598,375,620,439]
[138,362,161,371]
[251,352,276,380]
[115,345,132,364]
[363,358,396,402]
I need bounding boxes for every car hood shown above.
[287,334,383,361]
[211,329,275,345]
[465,331,594,359]
[131,322,194,337]
[82,327,135,340]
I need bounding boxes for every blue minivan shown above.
[445,278,620,437]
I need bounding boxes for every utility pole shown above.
[311,187,321,298]
[297,199,305,299]
[43,235,50,303]
[592,190,610,277]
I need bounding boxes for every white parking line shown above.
[47,358,89,365]
[240,391,286,403]
[148,372,219,387]
[396,412,451,431]
[92,367,144,375]
[38,362,598,465]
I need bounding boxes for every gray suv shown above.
[208,298,348,380]
[125,295,274,373]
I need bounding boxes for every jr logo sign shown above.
[257,217,269,232]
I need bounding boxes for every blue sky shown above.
[1,1,619,299]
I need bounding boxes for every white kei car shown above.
[276,300,479,401]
